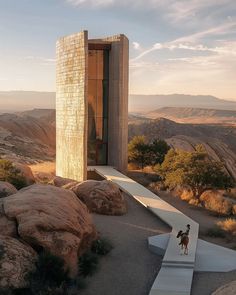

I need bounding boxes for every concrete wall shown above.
[56,31,129,181]
[56,31,88,181]
[102,35,129,173]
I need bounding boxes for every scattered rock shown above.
[70,180,127,215]
[200,190,233,215]
[0,235,37,289]
[3,184,97,277]
[0,181,17,198]
[50,176,78,188]
[212,280,236,295]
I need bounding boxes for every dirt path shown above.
[80,193,170,295]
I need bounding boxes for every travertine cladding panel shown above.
[56,31,88,181]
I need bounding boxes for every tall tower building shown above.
[56,31,129,181]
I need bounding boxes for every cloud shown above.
[24,56,56,63]
[132,42,141,50]
[132,22,236,61]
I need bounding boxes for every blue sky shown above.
[0,0,235,99]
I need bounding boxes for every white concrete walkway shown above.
[88,166,236,295]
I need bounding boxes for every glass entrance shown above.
[87,48,109,165]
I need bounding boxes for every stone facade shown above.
[56,31,129,181]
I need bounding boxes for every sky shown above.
[0,0,235,100]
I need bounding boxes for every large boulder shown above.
[70,180,127,215]
[3,184,97,277]
[200,190,233,215]
[13,162,35,186]
[0,181,17,198]
[0,235,37,289]
[0,199,17,237]
[212,281,236,295]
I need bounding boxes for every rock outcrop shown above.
[3,184,97,277]
[212,281,236,295]
[70,180,127,215]
[0,235,37,289]
[0,181,17,198]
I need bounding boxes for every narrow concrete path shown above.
[88,166,199,295]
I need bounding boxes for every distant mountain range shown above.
[0,91,236,113]
[129,94,236,112]
[0,91,55,113]
[146,107,236,125]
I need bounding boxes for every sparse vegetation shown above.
[155,145,234,198]
[29,251,69,294]
[0,158,27,189]
[217,218,236,236]
[128,136,169,170]
[91,237,113,256]
[78,251,99,277]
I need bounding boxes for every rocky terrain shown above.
[0,109,55,163]
[129,117,236,181]
[0,106,235,181]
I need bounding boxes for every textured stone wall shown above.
[56,31,88,181]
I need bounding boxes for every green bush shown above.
[91,238,113,256]
[206,227,226,238]
[29,251,69,293]
[0,159,27,189]
[78,251,99,277]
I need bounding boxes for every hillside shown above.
[129,118,236,180]
[0,108,235,181]
[129,94,236,113]
[0,109,55,163]
[146,107,236,125]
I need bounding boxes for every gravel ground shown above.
[80,190,236,295]
[80,193,170,295]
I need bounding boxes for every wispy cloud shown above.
[132,22,236,61]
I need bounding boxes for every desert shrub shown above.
[29,251,69,293]
[156,145,233,198]
[200,191,233,216]
[128,136,170,170]
[78,251,99,277]
[206,226,226,238]
[0,159,27,189]
[91,238,113,256]
[217,218,236,236]
[188,198,200,206]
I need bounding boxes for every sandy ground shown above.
[80,193,170,295]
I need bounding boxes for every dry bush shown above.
[148,181,166,191]
[217,218,236,236]
[180,188,194,202]
[127,163,139,170]
[200,190,233,215]
[188,198,200,206]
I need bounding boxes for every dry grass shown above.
[200,190,233,216]
[217,218,236,236]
